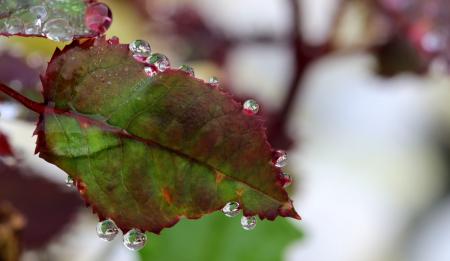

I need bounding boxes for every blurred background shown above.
[1,0,450,260]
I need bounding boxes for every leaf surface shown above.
[35,38,299,233]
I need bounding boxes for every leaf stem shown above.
[0,83,46,114]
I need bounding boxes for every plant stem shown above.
[0,83,45,114]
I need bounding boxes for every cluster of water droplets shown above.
[129,39,228,90]
[221,201,258,231]
[95,219,147,251]
[1,1,112,42]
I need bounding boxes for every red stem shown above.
[0,83,46,114]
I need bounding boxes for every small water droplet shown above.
[179,65,195,76]
[85,3,112,34]
[129,40,152,61]
[146,53,170,72]
[222,202,240,217]
[43,18,73,42]
[241,216,257,231]
[123,229,147,251]
[243,99,259,115]
[273,150,287,168]
[97,219,119,241]
[107,36,119,45]
[209,77,219,86]
[6,18,24,34]
[279,173,293,188]
[144,66,156,77]
[65,176,75,187]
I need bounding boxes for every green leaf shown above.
[0,0,104,40]
[140,212,302,261]
[34,37,299,234]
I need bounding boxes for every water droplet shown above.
[243,99,259,115]
[144,66,156,77]
[241,216,257,231]
[273,150,287,168]
[30,6,48,20]
[179,65,195,76]
[129,40,152,61]
[6,18,24,34]
[280,173,293,188]
[85,3,112,34]
[209,77,219,86]
[222,202,240,217]
[97,219,119,241]
[43,18,73,42]
[65,176,75,187]
[123,229,147,251]
[107,36,119,45]
[146,53,170,72]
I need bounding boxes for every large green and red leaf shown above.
[24,37,300,234]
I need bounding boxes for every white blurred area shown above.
[2,0,450,260]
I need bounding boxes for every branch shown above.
[0,83,45,114]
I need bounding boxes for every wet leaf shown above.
[0,0,111,41]
[140,212,303,261]
[33,37,299,234]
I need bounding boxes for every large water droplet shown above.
[6,18,24,34]
[222,202,240,217]
[243,99,259,115]
[129,40,152,61]
[273,150,287,168]
[241,216,257,231]
[123,229,147,251]
[96,219,120,241]
[30,5,48,20]
[179,65,195,77]
[65,176,75,187]
[279,173,293,188]
[146,53,170,72]
[43,18,73,42]
[85,3,112,34]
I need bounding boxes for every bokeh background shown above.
[1,0,450,260]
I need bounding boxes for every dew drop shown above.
[209,77,219,86]
[96,219,119,241]
[6,17,24,34]
[65,176,75,187]
[222,202,240,217]
[129,40,152,61]
[144,66,156,77]
[123,229,147,251]
[85,3,113,34]
[273,150,287,168]
[30,5,48,21]
[146,53,170,72]
[243,99,259,115]
[179,65,195,76]
[241,216,257,231]
[280,173,293,188]
[107,36,119,45]
[43,18,73,42]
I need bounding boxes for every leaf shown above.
[20,37,297,234]
[0,0,110,41]
[0,132,14,157]
[140,212,303,261]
